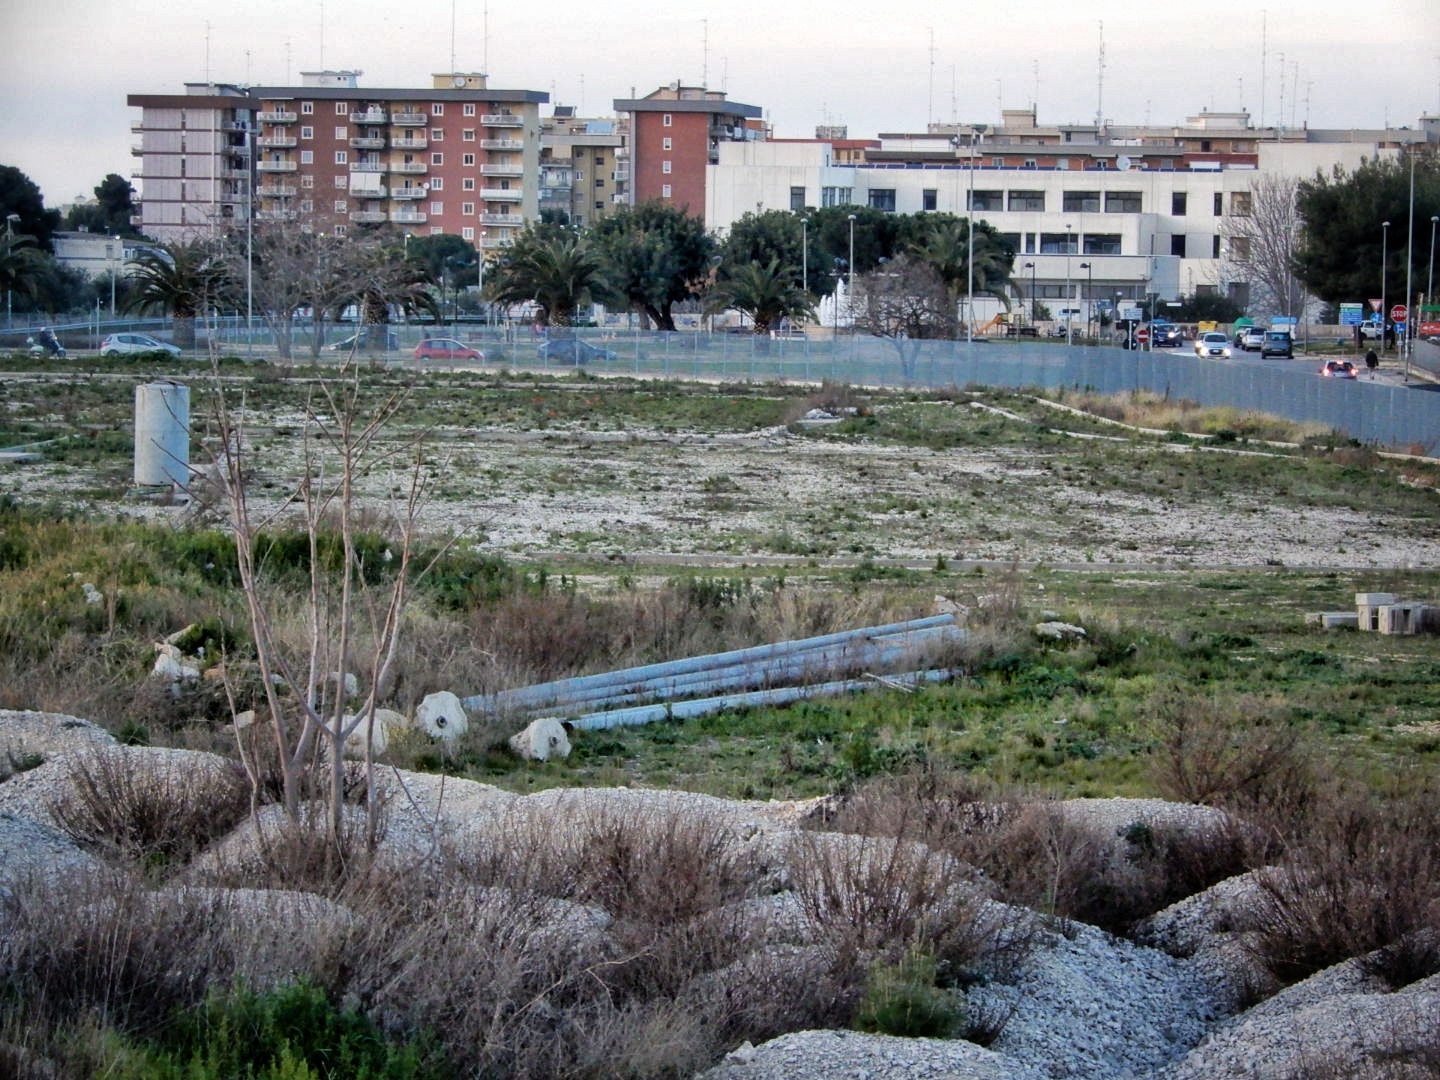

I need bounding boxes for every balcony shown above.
[350,136,386,149]
[480,188,522,201]
[482,114,523,127]
[391,187,427,200]
[351,210,389,224]
[351,108,388,124]
[612,166,629,181]
[480,138,524,150]
[256,210,298,222]
[351,161,386,173]
[480,234,513,249]
[131,143,144,155]
[481,162,523,176]
[256,160,299,172]
[257,184,297,198]
[392,112,427,126]
[391,136,428,150]
[352,185,388,199]
[481,212,525,226]
[257,110,297,123]
[258,135,297,149]
[129,214,144,227]
[391,162,427,174]
[391,210,427,224]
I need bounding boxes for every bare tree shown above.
[852,255,957,380]
[1221,175,1307,320]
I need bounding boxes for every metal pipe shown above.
[571,668,957,730]
[462,613,957,714]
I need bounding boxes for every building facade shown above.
[129,72,548,250]
[539,107,628,227]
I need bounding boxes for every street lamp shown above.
[1428,215,1438,339]
[847,213,856,333]
[107,235,119,319]
[964,125,987,344]
[1380,220,1391,355]
[1064,225,1073,345]
[1079,262,1093,341]
[800,216,809,300]
[1022,261,1036,327]
[5,212,19,329]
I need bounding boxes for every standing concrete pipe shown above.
[134,381,190,488]
[464,613,958,716]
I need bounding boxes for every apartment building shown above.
[127,83,255,241]
[130,72,548,250]
[539,107,628,227]
[613,85,763,220]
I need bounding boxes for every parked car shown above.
[537,338,618,365]
[1320,359,1357,379]
[1260,330,1294,358]
[1358,322,1385,340]
[99,332,181,358]
[1193,331,1231,358]
[1236,326,1266,351]
[413,338,483,361]
[328,328,399,352]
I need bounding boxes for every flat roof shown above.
[252,86,547,104]
[613,98,761,119]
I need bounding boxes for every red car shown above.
[413,338,483,361]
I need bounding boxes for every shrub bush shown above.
[853,948,962,1038]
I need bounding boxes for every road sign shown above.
[1391,304,1408,323]
[1339,303,1363,326]
[1272,316,1298,326]
[1119,305,1143,321]
[1370,299,1384,312]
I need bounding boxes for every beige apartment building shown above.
[539,107,627,227]
[129,72,548,250]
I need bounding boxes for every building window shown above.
[462,153,475,166]
[334,175,347,188]
[300,200,313,213]
[334,150,347,164]
[1200,139,1212,152]
[334,200,347,213]
[431,129,444,141]
[1008,190,1045,211]
[662,113,672,127]
[431,153,443,165]
[821,186,853,207]
[1023,158,1037,169]
[867,188,896,212]
[462,202,475,215]
[662,183,672,198]
[300,150,314,164]
[462,177,475,190]
[463,103,476,116]
[430,177,443,190]
[301,102,314,115]
[1056,157,1069,170]
[430,226,442,236]
[999,232,1021,251]
[1105,191,1142,213]
[1213,235,1222,258]
[662,160,672,174]
[432,103,444,116]
[968,189,1002,211]
[596,178,605,188]
[595,201,604,211]
[1229,191,1252,216]
[1084,234,1122,255]
[1170,234,1187,257]
[1039,232,1078,254]
[662,137,672,150]
[1172,192,1187,215]
[333,224,346,237]
[595,155,604,165]
[335,103,347,115]
[334,126,347,139]
[300,126,314,140]
[462,226,474,240]
[1230,237,1251,260]
[922,189,937,211]
[1213,192,1223,215]
[1063,190,1100,213]
[790,186,806,211]
[301,175,314,188]
[431,202,443,215]
[463,129,475,141]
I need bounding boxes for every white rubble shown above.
[508,717,571,761]
[415,690,469,741]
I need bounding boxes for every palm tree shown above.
[909,219,1017,325]
[348,240,439,352]
[0,231,44,319]
[124,241,226,349]
[486,228,605,327]
[706,258,813,335]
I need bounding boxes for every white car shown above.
[100,332,181,357]
[1194,332,1231,358]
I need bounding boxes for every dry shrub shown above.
[50,747,250,871]
[1244,779,1440,986]
[782,380,873,424]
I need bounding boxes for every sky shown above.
[4,0,1438,208]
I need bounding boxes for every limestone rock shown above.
[508,717,571,761]
[1034,621,1087,641]
[415,691,469,741]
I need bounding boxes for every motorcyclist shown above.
[36,328,65,357]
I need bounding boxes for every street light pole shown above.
[1079,261,1093,341]
[801,216,808,300]
[1064,224,1073,346]
[1381,220,1390,358]
[966,125,987,344]
[1022,261,1035,328]
[847,213,856,334]
[1428,214,1438,339]
[108,236,118,319]
[5,212,18,329]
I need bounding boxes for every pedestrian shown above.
[1365,349,1379,376]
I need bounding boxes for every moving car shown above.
[1236,326,1266,351]
[537,338,618,365]
[1320,359,1357,379]
[1259,330,1294,358]
[1193,331,1231,358]
[99,332,181,358]
[413,338,483,361]
[1149,321,1183,349]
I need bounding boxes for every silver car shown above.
[100,332,181,357]
[1194,332,1231,358]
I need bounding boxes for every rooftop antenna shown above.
[1032,58,1039,112]
[285,40,292,84]
[702,18,709,87]
[1304,80,1312,129]
[319,0,325,71]
[927,26,935,126]
[204,20,211,84]
[449,0,456,75]
[1290,60,1300,130]
[1145,98,1151,126]
[483,2,489,74]
[1095,20,1106,131]
[245,49,252,86]
[1259,9,1267,130]
[1277,50,1285,133]
[1238,75,1244,113]
[579,74,585,114]
[950,64,957,123]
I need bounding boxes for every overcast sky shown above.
[5,0,1437,208]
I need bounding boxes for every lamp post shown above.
[1381,220,1390,354]
[1428,214,1438,339]
[1079,261,1093,341]
[1064,224,1073,345]
[108,235,119,319]
[5,212,19,329]
[965,125,987,344]
[800,216,809,300]
[1022,261,1035,328]
[847,213,856,334]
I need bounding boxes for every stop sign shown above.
[1391,304,1408,323]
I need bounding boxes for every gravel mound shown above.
[0,812,103,887]
[0,709,115,759]
[699,1029,1047,1080]
[1049,797,1229,842]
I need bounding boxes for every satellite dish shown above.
[452,75,467,88]
[1116,155,1132,172]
